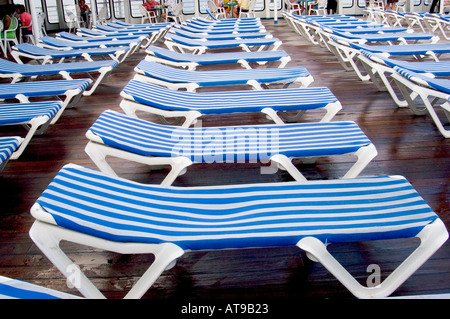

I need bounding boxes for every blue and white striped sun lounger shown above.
[187,17,262,27]
[181,23,266,33]
[145,45,291,69]
[92,23,168,35]
[168,28,273,40]
[133,61,313,91]
[0,137,23,171]
[105,21,171,30]
[321,25,410,35]
[177,24,265,34]
[0,276,82,299]
[326,36,450,81]
[38,36,140,54]
[112,20,170,28]
[77,26,156,37]
[423,14,450,41]
[331,30,439,44]
[120,79,340,126]
[0,101,63,159]
[11,43,132,64]
[346,42,450,60]
[29,163,448,299]
[390,67,450,138]
[0,79,92,122]
[56,31,154,50]
[56,31,144,42]
[0,58,117,96]
[164,33,283,54]
[356,50,450,107]
[85,110,377,184]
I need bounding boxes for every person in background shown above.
[16,5,32,42]
[143,0,166,20]
[0,6,16,46]
[429,0,440,13]
[1,6,12,31]
[385,0,398,11]
[233,0,249,18]
[327,0,337,14]
[288,0,303,15]
[78,0,91,24]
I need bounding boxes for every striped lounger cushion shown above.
[0,58,118,77]
[0,276,82,299]
[145,45,291,67]
[121,79,337,116]
[0,102,62,126]
[34,164,438,251]
[134,61,313,89]
[0,137,23,167]
[86,110,376,184]
[88,110,372,163]
[0,79,92,99]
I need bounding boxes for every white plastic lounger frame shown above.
[145,45,291,70]
[0,136,23,171]
[29,164,448,299]
[0,58,118,96]
[0,79,92,123]
[120,79,341,126]
[133,61,313,92]
[423,14,450,41]
[0,276,82,299]
[326,37,450,82]
[390,67,450,138]
[11,43,131,64]
[0,101,63,159]
[85,110,377,185]
[356,51,450,108]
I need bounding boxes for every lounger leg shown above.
[261,108,288,125]
[13,93,72,125]
[343,143,378,179]
[357,56,413,108]
[297,218,448,299]
[29,220,106,299]
[119,99,202,128]
[81,67,114,96]
[85,141,193,185]
[269,154,308,182]
[320,101,342,122]
[391,74,450,138]
[29,219,185,299]
[11,116,52,160]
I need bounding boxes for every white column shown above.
[90,0,97,25]
[28,0,41,44]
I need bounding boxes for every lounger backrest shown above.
[393,66,450,94]
[0,79,92,98]
[0,137,23,164]
[0,101,63,125]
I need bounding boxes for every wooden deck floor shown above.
[0,18,448,303]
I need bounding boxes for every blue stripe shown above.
[0,283,60,299]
